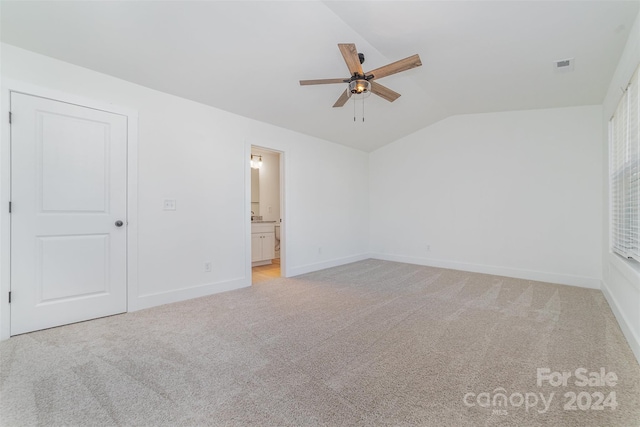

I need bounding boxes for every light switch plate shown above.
[163,199,176,210]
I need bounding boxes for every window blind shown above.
[610,67,640,260]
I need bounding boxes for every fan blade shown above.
[299,78,347,86]
[370,81,401,102]
[332,89,352,108]
[338,43,363,76]
[366,54,422,80]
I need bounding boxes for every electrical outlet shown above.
[204,262,212,272]
[163,199,176,210]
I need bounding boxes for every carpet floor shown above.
[1,259,639,426]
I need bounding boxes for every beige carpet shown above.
[1,259,639,426]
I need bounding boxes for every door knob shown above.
[115,220,124,227]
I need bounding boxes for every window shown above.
[610,66,640,261]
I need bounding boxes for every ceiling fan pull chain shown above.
[353,97,356,122]
[362,96,365,122]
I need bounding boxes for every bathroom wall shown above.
[253,149,280,223]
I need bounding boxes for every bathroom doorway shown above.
[250,146,283,284]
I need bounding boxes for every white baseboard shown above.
[287,253,369,277]
[131,277,250,312]
[601,280,640,366]
[369,253,601,289]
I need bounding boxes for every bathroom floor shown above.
[252,258,281,284]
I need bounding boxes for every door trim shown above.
[0,80,139,340]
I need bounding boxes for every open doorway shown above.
[250,146,282,284]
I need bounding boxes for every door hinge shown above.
[8,202,11,213]
[8,112,12,124]
[8,292,11,304]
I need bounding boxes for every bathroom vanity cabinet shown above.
[251,223,275,265]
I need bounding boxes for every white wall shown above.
[601,10,640,363]
[247,126,369,275]
[370,105,603,288]
[0,44,369,335]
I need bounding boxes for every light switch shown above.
[163,199,176,210]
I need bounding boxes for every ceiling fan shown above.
[300,43,422,108]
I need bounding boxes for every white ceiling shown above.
[1,1,638,152]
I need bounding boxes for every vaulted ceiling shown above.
[1,1,638,152]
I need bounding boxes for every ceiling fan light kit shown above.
[349,79,371,96]
[299,43,422,108]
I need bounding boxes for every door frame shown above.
[245,143,286,281]
[0,80,139,340]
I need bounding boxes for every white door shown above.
[10,92,128,335]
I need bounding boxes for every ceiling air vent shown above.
[554,58,574,72]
